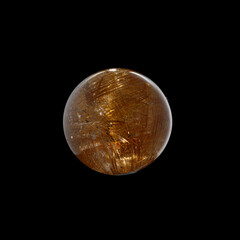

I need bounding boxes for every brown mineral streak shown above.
[63,68,172,175]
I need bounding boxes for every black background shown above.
[4,3,229,234]
[2,5,227,235]
[19,7,215,213]
[39,29,203,193]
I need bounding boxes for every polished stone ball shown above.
[63,68,172,175]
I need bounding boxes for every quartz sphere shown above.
[63,68,172,175]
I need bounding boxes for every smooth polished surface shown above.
[63,68,172,175]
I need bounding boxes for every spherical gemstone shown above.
[63,68,172,175]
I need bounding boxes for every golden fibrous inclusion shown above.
[63,68,172,175]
